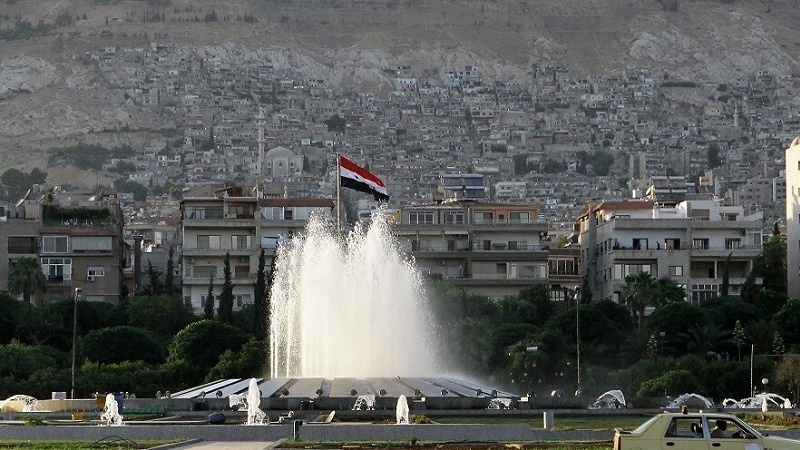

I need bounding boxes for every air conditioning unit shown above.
[437,260,446,266]
[86,275,95,282]
[186,257,194,263]
[225,213,237,219]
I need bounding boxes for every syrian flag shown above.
[339,155,389,201]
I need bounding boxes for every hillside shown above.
[0,0,798,184]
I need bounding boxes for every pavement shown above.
[169,442,280,450]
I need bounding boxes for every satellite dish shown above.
[15,189,31,207]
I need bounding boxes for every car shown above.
[613,411,800,450]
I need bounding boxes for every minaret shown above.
[257,106,265,176]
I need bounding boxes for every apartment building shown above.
[0,196,126,305]
[577,199,763,304]
[786,137,800,299]
[392,201,549,299]
[179,186,334,313]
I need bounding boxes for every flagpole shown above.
[336,153,341,235]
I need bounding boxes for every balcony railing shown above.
[183,243,256,251]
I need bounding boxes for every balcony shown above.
[183,243,257,254]
[47,274,69,285]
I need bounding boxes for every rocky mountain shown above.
[0,0,798,184]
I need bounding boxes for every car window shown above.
[709,418,741,439]
[666,417,704,438]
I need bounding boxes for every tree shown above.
[217,253,234,324]
[733,319,746,362]
[252,248,269,341]
[8,257,47,305]
[325,114,346,133]
[762,231,787,295]
[773,298,800,352]
[205,337,267,381]
[165,246,175,295]
[622,271,657,327]
[204,276,215,320]
[775,354,800,405]
[125,294,196,341]
[145,260,164,296]
[167,320,249,370]
[677,322,732,359]
[708,141,723,168]
[81,326,164,364]
[637,369,701,397]
[1,168,28,201]
[653,277,686,306]
[721,253,731,297]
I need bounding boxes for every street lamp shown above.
[71,287,82,400]
[574,286,581,396]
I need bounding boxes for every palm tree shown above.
[678,323,733,358]
[8,257,47,305]
[621,271,657,327]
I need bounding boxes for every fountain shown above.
[100,393,123,426]
[395,395,409,424]
[352,395,376,411]
[245,378,266,425]
[725,393,793,409]
[0,395,48,412]
[269,215,443,378]
[665,393,714,409]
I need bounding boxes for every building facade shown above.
[179,186,333,313]
[786,137,800,299]
[578,199,763,304]
[392,201,549,299]
[0,196,126,305]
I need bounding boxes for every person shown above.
[711,419,728,438]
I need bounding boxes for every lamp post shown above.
[574,286,581,396]
[71,287,82,400]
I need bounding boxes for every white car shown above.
[614,412,800,450]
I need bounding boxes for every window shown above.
[691,284,718,305]
[473,211,493,223]
[235,294,252,308]
[549,259,577,276]
[42,236,68,253]
[615,263,653,278]
[283,209,293,220]
[443,211,464,224]
[509,211,530,223]
[87,267,105,277]
[234,265,249,278]
[73,236,113,252]
[232,235,251,250]
[197,235,221,250]
[632,238,648,250]
[668,265,684,276]
[665,417,704,438]
[409,211,434,224]
[725,238,741,249]
[41,257,72,282]
[693,238,709,250]
[194,266,218,278]
[8,236,37,254]
[184,296,192,308]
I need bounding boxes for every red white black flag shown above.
[338,155,389,201]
